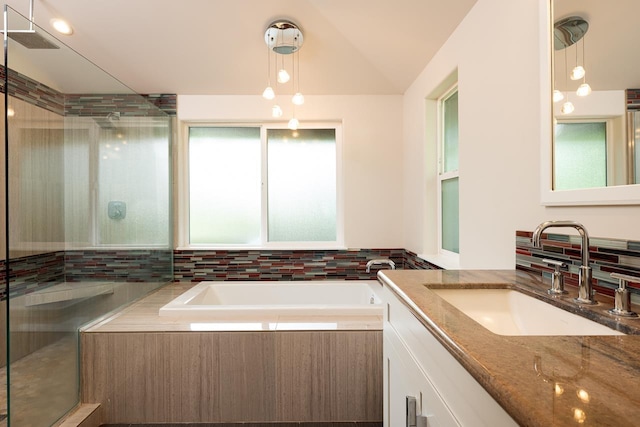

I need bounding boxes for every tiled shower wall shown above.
[516,230,640,297]
[1,64,176,300]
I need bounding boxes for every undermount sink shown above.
[430,288,624,336]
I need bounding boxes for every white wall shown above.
[403,0,640,269]
[178,95,404,249]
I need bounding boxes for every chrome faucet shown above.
[365,259,396,273]
[532,221,596,305]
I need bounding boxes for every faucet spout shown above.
[532,220,596,304]
[365,259,396,273]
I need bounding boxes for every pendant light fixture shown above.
[575,37,591,97]
[272,104,283,118]
[553,90,564,103]
[291,46,304,106]
[570,36,585,81]
[554,16,591,113]
[263,20,305,125]
[561,46,574,115]
[288,117,299,130]
[262,43,275,100]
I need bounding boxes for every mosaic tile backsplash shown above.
[173,248,436,282]
[627,88,640,110]
[516,230,640,298]
[1,248,436,300]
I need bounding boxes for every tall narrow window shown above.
[439,87,459,254]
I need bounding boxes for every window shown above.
[185,125,341,247]
[438,86,459,255]
[554,121,607,190]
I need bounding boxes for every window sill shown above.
[418,253,460,270]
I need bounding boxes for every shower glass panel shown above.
[2,6,173,426]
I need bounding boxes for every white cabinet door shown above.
[384,325,460,427]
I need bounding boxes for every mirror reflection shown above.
[552,0,640,190]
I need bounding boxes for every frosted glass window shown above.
[267,129,337,242]
[189,127,261,244]
[443,91,459,173]
[98,122,171,245]
[554,122,606,190]
[438,85,459,255]
[441,177,459,253]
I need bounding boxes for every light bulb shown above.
[262,86,275,100]
[277,69,290,83]
[288,117,299,130]
[271,104,283,118]
[6,107,15,117]
[553,90,564,103]
[576,83,592,97]
[561,101,575,114]
[292,92,305,106]
[570,65,585,80]
[50,18,73,35]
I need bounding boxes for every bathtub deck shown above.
[85,282,383,332]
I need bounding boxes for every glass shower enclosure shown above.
[1,6,173,425]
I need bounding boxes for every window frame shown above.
[436,84,460,260]
[553,118,614,190]
[177,121,344,250]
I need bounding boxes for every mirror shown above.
[548,0,640,201]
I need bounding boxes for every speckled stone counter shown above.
[378,269,640,427]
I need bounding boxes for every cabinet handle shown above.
[407,395,417,427]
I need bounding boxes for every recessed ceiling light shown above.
[50,18,73,35]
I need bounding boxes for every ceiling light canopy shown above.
[554,16,588,51]
[264,20,304,54]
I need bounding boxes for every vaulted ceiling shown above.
[4,0,478,95]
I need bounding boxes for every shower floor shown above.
[0,334,77,427]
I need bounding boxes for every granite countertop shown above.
[378,269,640,427]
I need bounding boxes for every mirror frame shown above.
[541,0,640,206]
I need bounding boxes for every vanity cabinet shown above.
[378,282,517,427]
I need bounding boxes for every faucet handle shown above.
[542,258,568,295]
[608,272,639,317]
[365,259,396,273]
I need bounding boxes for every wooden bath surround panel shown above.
[81,330,383,423]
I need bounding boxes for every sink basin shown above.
[430,288,623,336]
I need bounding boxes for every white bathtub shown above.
[159,280,383,319]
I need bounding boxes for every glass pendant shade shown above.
[272,105,283,118]
[561,101,575,114]
[287,117,299,130]
[277,69,290,83]
[576,83,592,97]
[292,92,305,106]
[570,65,585,80]
[553,90,564,103]
[263,86,275,100]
